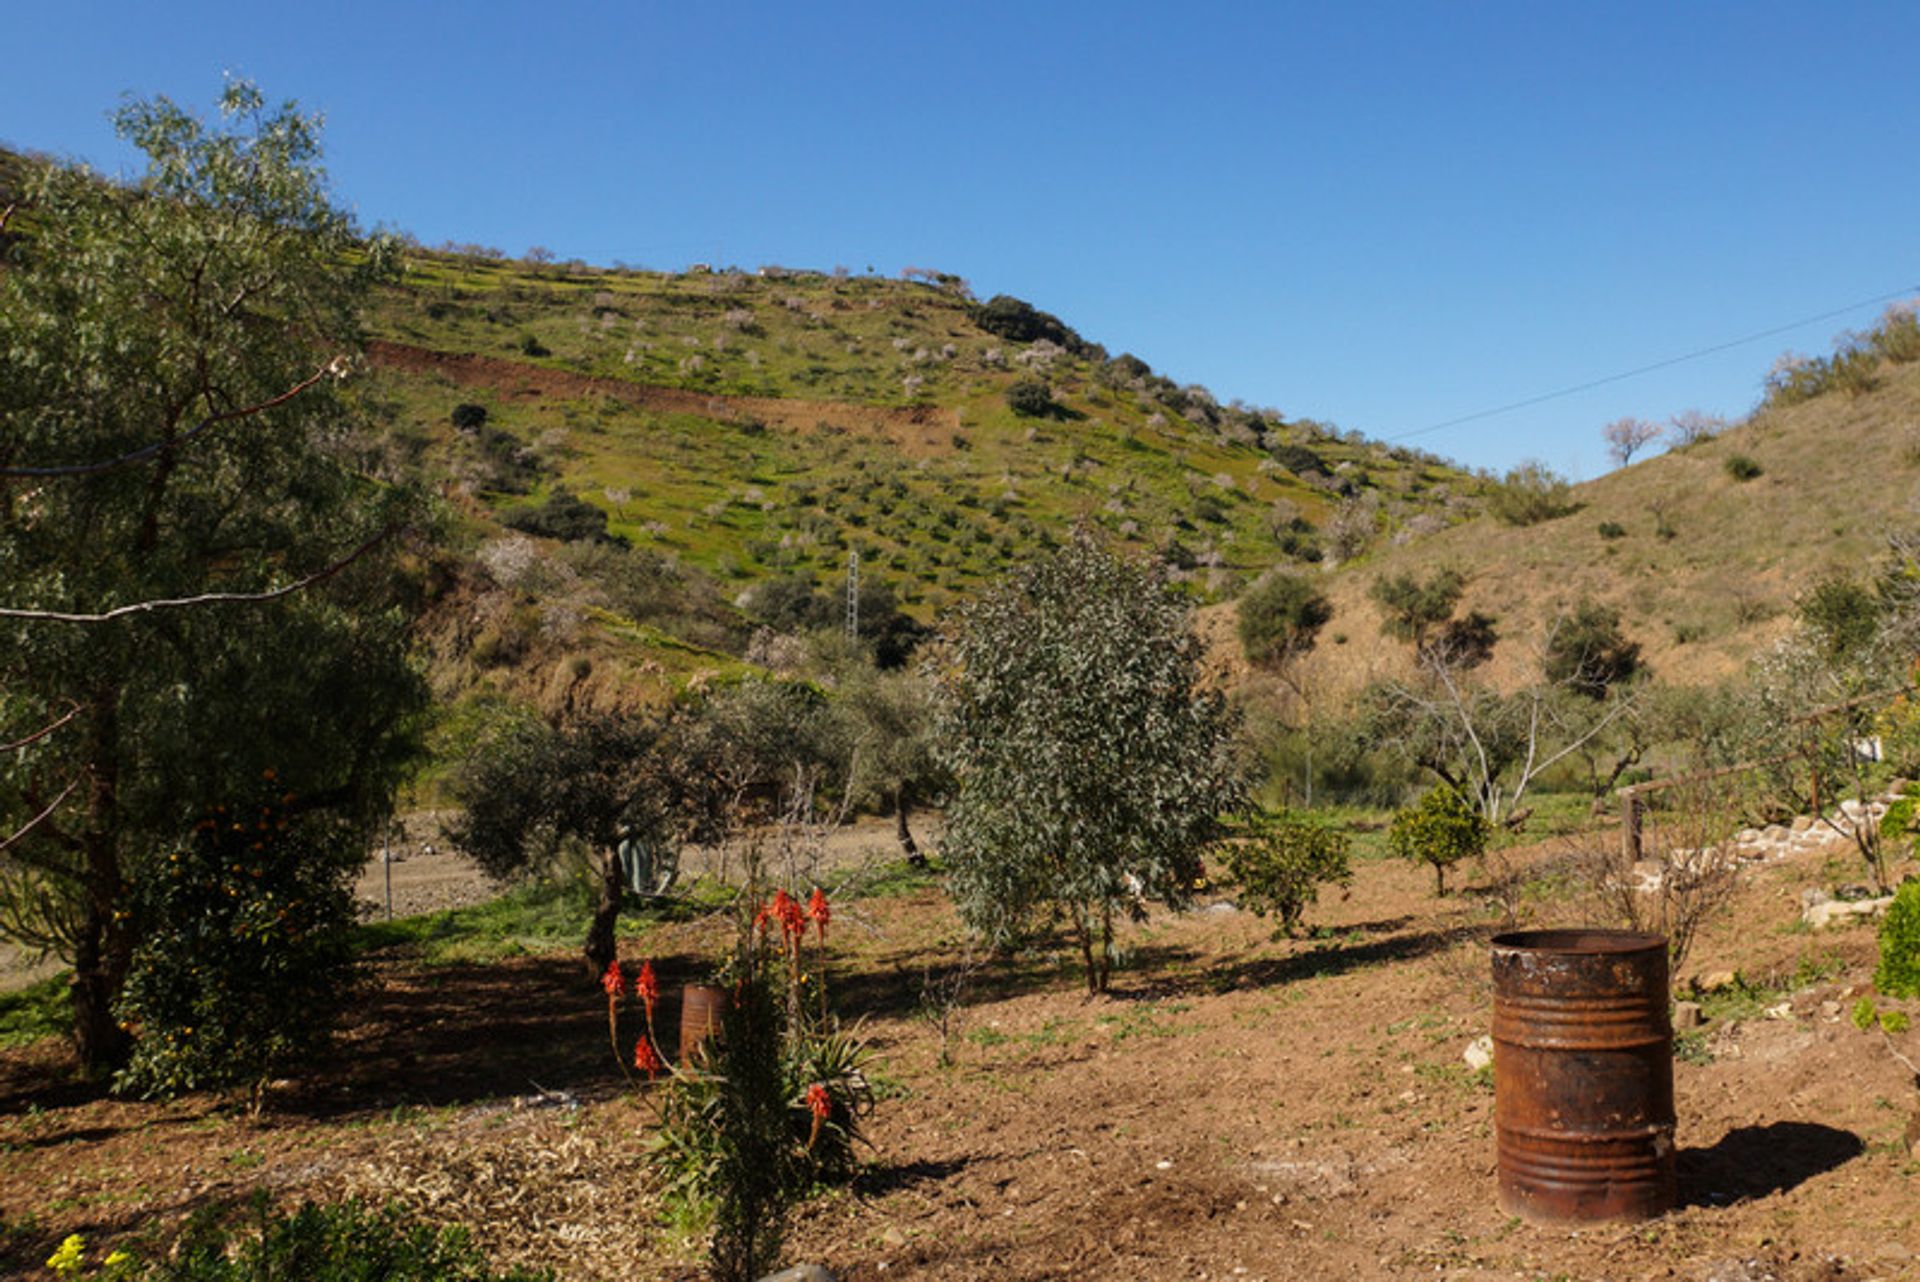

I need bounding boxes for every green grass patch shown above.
[0,971,69,1048]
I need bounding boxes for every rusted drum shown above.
[678,983,728,1065]
[1490,929,1674,1224]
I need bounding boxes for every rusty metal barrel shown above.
[678,983,728,1066]
[1490,929,1675,1224]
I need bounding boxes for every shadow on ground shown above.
[1678,1120,1865,1207]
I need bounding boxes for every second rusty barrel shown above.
[678,983,728,1066]
[1490,929,1674,1224]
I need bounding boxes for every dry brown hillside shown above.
[1280,357,1920,702]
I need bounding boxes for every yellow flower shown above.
[105,1249,131,1268]
[47,1233,85,1275]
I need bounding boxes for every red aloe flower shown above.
[600,959,625,998]
[772,888,807,940]
[635,960,659,1020]
[806,1081,832,1120]
[633,1035,665,1078]
[807,887,830,941]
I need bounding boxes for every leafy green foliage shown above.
[0,82,427,1070]
[1486,460,1577,526]
[113,781,360,1105]
[1221,812,1352,937]
[1370,568,1465,652]
[140,1196,549,1281]
[502,489,623,544]
[936,533,1248,993]
[0,972,69,1048]
[450,403,489,430]
[1004,379,1058,418]
[1237,572,1332,672]
[971,294,1085,351]
[1541,600,1644,699]
[1724,453,1764,481]
[1874,879,1920,999]
[1386,787,1488,896]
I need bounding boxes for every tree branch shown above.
[0,779,81,859]
[0,357,347,479]
[0,526,395,624]
[0,703,81,753]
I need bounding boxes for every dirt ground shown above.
[4,823,1918,1282]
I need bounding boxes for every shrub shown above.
[1387,786,1488,896]
[1221,812,1352,937]
[1724,453,1763,482]
[502,490,623,544]
[1004,379,1057,418]
[972,294,1085,351]
[1541,599,1644,699]
[450,402,489,430]
[1269,443,1329,477]
[113,780,360,1110]
[1874,879,1920,999]
[1486,460,1577,526]
[1597,521,1627,540]
[653,886,872,1282]
[140,1196,549,1281]
[1237,572,1333,672]
[518,333,551,357]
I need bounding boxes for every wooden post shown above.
[1620,788,1643,865]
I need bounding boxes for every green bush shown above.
[450,402,489,430]
[1486,461,1577,526]
[1221,812,1352,937]
[1004,379,1058,418]
[1874,879,1920,999]
[502,490,623,544]
[972,294,1085,351]
[1237,572,1332,671]
[1724,454,1763,482]
[138,1196,549,1281]
[1597,521,1627,540]
[113,780,362,1108]
[1387,786,1489,896]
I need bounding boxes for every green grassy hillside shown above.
[357,248,1490,715]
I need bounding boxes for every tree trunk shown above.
[894,785,926,868]
[73,691,132,1075]
[583,845,623,981]
[1434,861,1447,897]
[1096,903,1113,994]
[1074,910,1098,997]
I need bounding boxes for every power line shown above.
[1387,284,1919,443]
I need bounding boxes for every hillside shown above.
[354,248,1489,712]
[1292,348,1920,703]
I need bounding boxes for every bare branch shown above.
[0,357,347,479]
[0,779,80,858]
[0,526,395,624]
[0,204,14,235]
[0,703,80,753]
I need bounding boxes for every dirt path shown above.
[367,339,962,455]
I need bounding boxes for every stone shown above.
[759,1268,836,1282]
[1695,970,1738,994]
[1673,1000,1704,1030]
[1463,1034,1494,1072]
[1802,895,1893,930]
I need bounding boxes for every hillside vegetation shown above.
[1290,338,1920,702]
[351,245,1487,713]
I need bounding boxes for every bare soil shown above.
[367,340,963,458]
[4,827,1918,1282]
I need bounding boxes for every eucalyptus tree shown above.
[936,533,1247,994]
[0,83,426,1071]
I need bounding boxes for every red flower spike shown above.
[772,888,806,940]
[806,1082,831,1121]
[634,1035,665,1078]
[807,887,830,941]
[635,960,659,1020]
[601,959,624,999]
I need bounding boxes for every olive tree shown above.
[936,533,1247,994]
[0,84,426,1072]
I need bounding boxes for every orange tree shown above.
[0,83,426,1074]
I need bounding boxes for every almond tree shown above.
[1602,417,1662,467]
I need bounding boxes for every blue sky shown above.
[9,2,1918,477]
